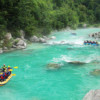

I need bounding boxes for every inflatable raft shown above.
[84,43,99,46]
[0,74,12,86]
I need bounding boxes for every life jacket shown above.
[5,73,7,76]
[1,76,4,79]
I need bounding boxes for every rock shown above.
[90,69,100,76]
[83,90,100,100]
[16,45,26,49]
[0,48,3,53]
[39,38,47,43]
[89,32,100,38]
[46,63,61,70]
[3,47,8,50]
[50,36,56,39]
[17,39,26,46]
[68,61,85,65]
[19,30,25,39]
[43,36,49,40]
[12,45,17,48]
[83,24,87,28]
[30,36,39,42]
[13,38,27,49]
[5,33,12,40]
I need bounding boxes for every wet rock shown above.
[5,33,12,40]
[0,48,3,53]
[50,36,56,39]
[46,63,61,70]
[68,61,85,65]
[67,48,73,50]
[90,69,100,76]
[83,90,100,100]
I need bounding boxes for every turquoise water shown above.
[0,28,100,100]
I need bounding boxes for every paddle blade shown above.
[8,66,10,68]
[9,69,13,71]
[12,74,16,76]
[14,66,18,69]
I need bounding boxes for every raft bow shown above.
[0,74,12,86]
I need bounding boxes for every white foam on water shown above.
[52,55,72,63]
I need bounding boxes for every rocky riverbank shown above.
[89,32,100,39]
[0,31,56,54]
[83,89,100,100]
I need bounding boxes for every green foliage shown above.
[3,39,13,49]
[0,0,100,38]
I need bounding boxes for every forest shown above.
[0,0,100,39]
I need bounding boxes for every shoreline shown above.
[0,27,100,54]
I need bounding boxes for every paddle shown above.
[12,74,16,76]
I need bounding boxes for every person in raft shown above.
[0,64,11,82]
[84,40,98,44]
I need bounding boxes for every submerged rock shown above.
[46,63,61,70]
[83,89,100,100]
[90,69,100,76]
[68,61,85,65]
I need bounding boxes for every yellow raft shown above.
[0,74,12,86]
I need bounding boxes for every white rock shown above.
[19,30,25,39]
[83,90,100,100]
[17,40,25,46]
[0,48,3,53]
[5,33,12,40]
[39,38,46,43]
[30,36,39,42]
[43,36,49,40]
[83,24,87,28]
[3,47,8,50]
[50,36,56,39]
[13,38,27,49]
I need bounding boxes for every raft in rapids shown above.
[84,41,99,46]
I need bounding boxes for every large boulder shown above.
[5,33,12,40]
[39,38,47,43]
[68,61,85,65]
[43,36,49,40]
[30,36,39,42]
[13,38,27,49]
[90,69,100,76]
[0,48,3,53]
[50,36,56,39]
[83,90,100,100]
[89,32,100,38]
[46,63,61,70]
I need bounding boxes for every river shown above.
[0,28,100,100]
